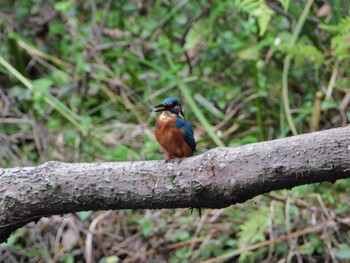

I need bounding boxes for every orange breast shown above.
[155,118,193,158]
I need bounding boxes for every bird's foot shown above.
[178,156,186,163]
[189,207,202,218]
[165,156,174,163]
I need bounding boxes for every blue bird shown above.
[154,97,196,162]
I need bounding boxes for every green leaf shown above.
[279,0,290,11]
[99,256,120,263]
[76,211,93,221]
[335,244,350,259]
[237,206,269,249]
[141,218,153,237]
[54,1,73,12]
[233,0,274,36]
[49,21,65,35]
[299,242,315,255]
[277,41,325,68]
[294,44,324,68]
[33,78,53,92]
[194,93,225,119]
[1,228,26,247]
[320,16,350,60]
[184,19,209,51]
[8,86,32,101]
[331,34,350,60]
[237,45,260,60]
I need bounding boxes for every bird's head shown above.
[153,97,184,118]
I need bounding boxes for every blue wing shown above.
[175,118,196,152]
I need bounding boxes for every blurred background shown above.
[0,0,349,262]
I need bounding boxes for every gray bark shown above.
[1,127,350,243]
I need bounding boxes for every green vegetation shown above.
[1,0,349,262]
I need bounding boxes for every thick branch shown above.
[1,127,350,242]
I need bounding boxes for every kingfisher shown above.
[154,97,196,162]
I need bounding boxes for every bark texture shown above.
[1,127,350,243]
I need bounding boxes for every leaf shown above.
[320,16,350,34]
[278,0,290,11]
[335,244,350,259]
[237,206,270,261]
[99,256,120,263]
[8,86,32,101]
[76,211,93,221]
[237,45,260,60]
[299,242,315,255]
[54,1,73,12]
[331,34,350,60]
[184,19,209,51]
[294,44,325,68]
[194,93,225,119]
[141,218,153,237]
[49,21,66,35]
[320,16,350,60]
[1,228,26,247]
[277,41,325,68]
[33,78,53,93]
[237,206,269,248]
[233,0,275,36]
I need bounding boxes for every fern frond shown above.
[278,41,325,68]
[331,34,350,60]
[320,16,350,60]
[294,44,325,68]
[320,16,350,33]
[233,0,275,36]
[278,0,290,11]
[237,206,269,260]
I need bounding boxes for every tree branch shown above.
[1,127,350,243]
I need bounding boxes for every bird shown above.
[153,97,196,162]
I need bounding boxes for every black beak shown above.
[153,104,166,112]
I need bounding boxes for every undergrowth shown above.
[0,0,349,262]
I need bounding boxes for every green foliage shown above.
[237,206,269,261]
[184,19,209,51]
[335,244,350,260]
[233,0,275,36]
[279,0,290,11]
[99,256,120,263]
[320,16,350,60]
[277,41,325,68]
[0,0,350,262]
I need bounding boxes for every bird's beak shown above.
[153,104,166,112]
